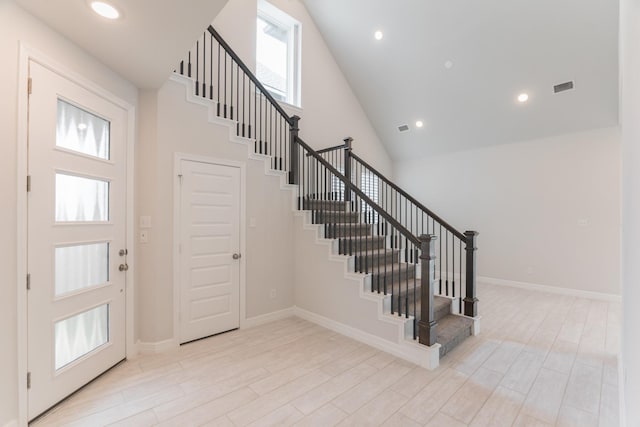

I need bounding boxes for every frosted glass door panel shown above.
[55,304,109,370]
[55,243,109,296]
[56,173,109,222]
[56,99,110,160]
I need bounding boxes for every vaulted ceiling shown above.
[15,0,229,89]
[303,0,619,159]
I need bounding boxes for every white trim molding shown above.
[478,276,622,302]
[243,307,296,329]
[136,339,177,355]
[293,307,440,370]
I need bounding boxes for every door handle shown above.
[119,263,129,272]
[232,253,241,260]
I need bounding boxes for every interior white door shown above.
[179,160,240,343]
[27,61,128,420]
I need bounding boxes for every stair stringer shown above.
[170,73,440,369]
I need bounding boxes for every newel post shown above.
[343,137,353,202]
[288,115,300,185]
[463,231,479,317]
[419,234,438,346]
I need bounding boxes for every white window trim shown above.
[257,0,302,108]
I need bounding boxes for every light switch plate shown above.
[139,216,152,228]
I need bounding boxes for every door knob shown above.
[232,253,241,260]
[119,263,129,272]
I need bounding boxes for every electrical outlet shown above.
[269,288,277,299]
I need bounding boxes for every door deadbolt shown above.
[119,263,129,272]
[232,253,241,260]
[119,249,128,256]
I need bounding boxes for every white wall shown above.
[135,78,296,344]
[394,127,621,297]
[212,0,393,176]
[620,0,640,424]
[0,1,138,424]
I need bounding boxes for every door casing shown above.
[16,44,136,426]
[173,153,247,348]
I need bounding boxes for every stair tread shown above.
[352,248,399,255]
[435,314,474,357]
[361,262,414,274]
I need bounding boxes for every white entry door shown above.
[27,61,128,420]
[179,160,240,343]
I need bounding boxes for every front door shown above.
[179,160,241,343]
[27,61,128,420]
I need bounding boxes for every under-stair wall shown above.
[135,78,297,346]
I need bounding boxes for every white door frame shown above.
[173,153,247,347]
[16,44,136,426]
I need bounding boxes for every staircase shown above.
[175,25,480,367]
[304,198,474,358]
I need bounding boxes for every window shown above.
[256,1,301,107]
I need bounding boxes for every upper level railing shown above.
[175,25,478,347]
[176,25,295,174]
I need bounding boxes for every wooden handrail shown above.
[207,25,294,126]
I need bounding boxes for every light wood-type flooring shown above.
[32,283,621,426]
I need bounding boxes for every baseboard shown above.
[137,338,177,355]
[478,276,622,302]
[242,307,295,329]
[2,420,18,427]
[293,306,440,370]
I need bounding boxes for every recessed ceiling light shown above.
[517,93,529,103]
[444,60,454,69]
[374,30,383,41]
[415,121,424,128]
[90,1,120,19]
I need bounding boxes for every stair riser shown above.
[325,225,371,238]
[313,213,360,224]
[354,253,399,270]
[370,267,416,283]
[413,301,453,323]
[338,238,385,252]
[439,325,472,358]
[303,200,349,211]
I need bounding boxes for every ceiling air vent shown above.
[554,81,574,94]
[398,124,410,133]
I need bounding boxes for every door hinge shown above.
[178,174,183,185]
[28,77,32,95]
[26,273,31,290]
[27,372,31,389]
[27,175,31,192]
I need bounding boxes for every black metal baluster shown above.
[446,229,449,295]
[195,40,199,96]
[439,224,442,294]
[236,64,240,133]
[224,51,227,118]
[188,51,192,78]
[209,35,213,100]
[242,73,246,137]
[460,242,463,314]
[217,45,221,116]
[202,33,206,97]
